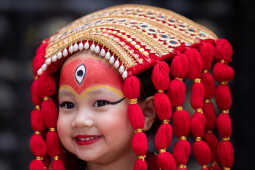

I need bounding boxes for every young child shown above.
[30,4,235,170]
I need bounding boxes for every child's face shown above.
[57,51,135,164]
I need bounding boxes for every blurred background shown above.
[0,0,252,169]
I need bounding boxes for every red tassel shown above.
[185,48,203,80]
[157,152,176,170]
[200,42,215,70]
[132,132,148,155]
[192,141,211,166]
[191,82,205,109]
[213,63,234,82]
[52,159,65,170]
[215,39,233,63]
[37,74,56,98]
[123,76,140,99]
[33,39,49,76]
[215,85,232,110]
[155,124,172,150]
[202,73,215,99]
[191,112,206,137]
[29,160,45,170]
[203,103,216,130]
[154,93,172,120]
[152,61,170,90]
[31,110,45,132]
[173,140,191,165]
[30,134,47,156]
[216,141,234,168]
[41,99,58,128]
[172,110,191,137]
[204,132,218,161]
[46,131,62,158]
[127,104,144,129]
[31,79,42,105]
[171,54,189,79]
[216,113,232,138]
[134,159,147,170]
[167,79,186,107]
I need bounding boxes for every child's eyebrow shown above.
[59,90,75,98]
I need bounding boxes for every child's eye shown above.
[93,100,110,107]
[59,101,75,109]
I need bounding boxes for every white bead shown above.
[90,43,95,52]
[41,64,47,71]
[45,57,51,65]
[109,56,115,64]
[84,41,90,49]
[119,65,124,73]
[73,43,78,52]
[37,68,43,75]
[122,70,128,79]
[114,60,120,68]
[63,48,68,57]
[95,45,100,53]
[52,55,57,62]
[105,51,111,60]
[57,52,62,59]
[100,48,106,56]
[79,42,84,50]
[69,45,74,53]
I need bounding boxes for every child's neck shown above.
[86,149,137,170]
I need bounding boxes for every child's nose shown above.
[71,111,94,128]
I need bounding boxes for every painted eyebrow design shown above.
[108,97,126,105]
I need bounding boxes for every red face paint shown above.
[59,55,123,96]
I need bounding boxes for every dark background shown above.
[0,0,253,169]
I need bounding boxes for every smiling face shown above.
[57,51,135,164]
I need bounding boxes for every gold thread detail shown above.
[202,165,208,169]
[179,136,187,140]
[176,77,183,81]
[36,156,43,161]
[220,59,226,64]
[158,90,164,93]
[135,129,143,133]
[203,69,208,73]
[35,76,38,80]
[163,120,169,124]
[207,130,213,133]
[223,167,231,170]
[195,137,202,141]
[221,81,228,85]
[129,98,138,104]
[159,148,166,153]
[222,109,229,114]
[35,131,40,135]
[35,105,40,110]
[43,96,49,101]
[205,99,211,103]
[196,108,203,114]
[176,106,183,111]
[49,128,56,132]
[178,164,187,168]
[54,156,59,160]
[194,78,201,83]
[223,137,230,141]
[138,155,146,160]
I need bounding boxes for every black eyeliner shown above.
[109,97,125,105]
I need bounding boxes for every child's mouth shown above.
[74,135,101,145]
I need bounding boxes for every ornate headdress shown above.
[30,4,234,170]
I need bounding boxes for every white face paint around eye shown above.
[75,64,86,84]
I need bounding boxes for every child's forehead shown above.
[59,51,124,95]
